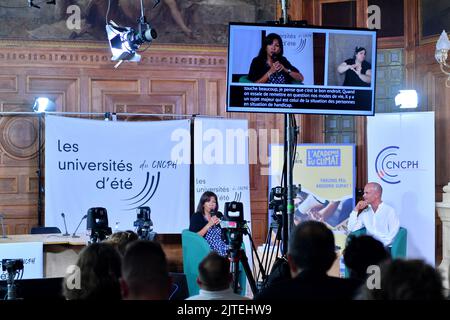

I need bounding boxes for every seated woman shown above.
[248,33,304,84]
[189,191,228,256]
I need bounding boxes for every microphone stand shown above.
[72,215,87,238]
[61,213,70,236]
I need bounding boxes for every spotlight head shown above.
[105,20,157,63]
[395,90,418,109]
[33,97,56,113]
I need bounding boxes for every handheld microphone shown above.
[0,213,7,239]
[272,54,280,76]
[72,215,87,238]
[61,213,70,236]
[210,210,223,219]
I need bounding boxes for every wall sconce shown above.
[435,30,450,88]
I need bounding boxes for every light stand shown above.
[37,112,43,226]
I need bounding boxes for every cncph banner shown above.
[0,242,43,279]
[45,116,190,234]
[367,112,435,264]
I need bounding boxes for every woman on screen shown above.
[189,191,228,256]
[337,46,371,87]
[247,33,304,84]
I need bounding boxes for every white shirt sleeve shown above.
[347,210,364,232]
[373,208,400,247]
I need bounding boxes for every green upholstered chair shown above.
[181,229,247,297]
[181,229,211,296]
[239,75,253,83]
[344,227,407,277]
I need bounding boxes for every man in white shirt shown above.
[186,252,249,300]
[347,182,400,247]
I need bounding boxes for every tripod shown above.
[259,215,283,287]
[226,227,266,296]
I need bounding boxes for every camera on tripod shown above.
[269,186,285,222]
[1,259,24,273]
[133,206,157,241]
[221,201,247,252]
[87,207,112,243]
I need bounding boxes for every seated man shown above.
[347,182,400,247]
[186,252,249,300]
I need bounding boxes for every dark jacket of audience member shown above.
[357,259,445,300]
[343,235,391,284]
[120,240,171,300]
[256,221,359,300]
[62,242,122,300]
[186,252,249,300]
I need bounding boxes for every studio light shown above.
[395,90,418,109]
[105,0,158,68]
[32,97,56,113]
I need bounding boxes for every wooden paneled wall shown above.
[0,41,286,245]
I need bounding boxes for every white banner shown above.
[0,242,43,279]
[367,112,435,264]
[45,116,190,234]
[193,118,252,259]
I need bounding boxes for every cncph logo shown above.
[375,146,419,184]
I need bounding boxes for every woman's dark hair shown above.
[196,191,219,215]
[258,33,284,59]
[353,46,366,58]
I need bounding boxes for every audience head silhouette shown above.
[120,240,170,300]
[105,230,138,256]
[62,242,122,300]
[344,235,390,282]
[288,220,336,276]
[360,259,444,300]
[197,252,231,291]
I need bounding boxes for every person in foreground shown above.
[120,240,171,300]
[357,259,444,300]
[189,191,228,256]
[186,252,249,300]
[248,33,304,84]
[62,242,122,300]
[255,220,359,300]
[347,182,400,247]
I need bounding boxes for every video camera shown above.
[133,206,157,241]
[269,186,285,223]
[87,207,112,243]
[221,201,248,252]
[1,259,24,273]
